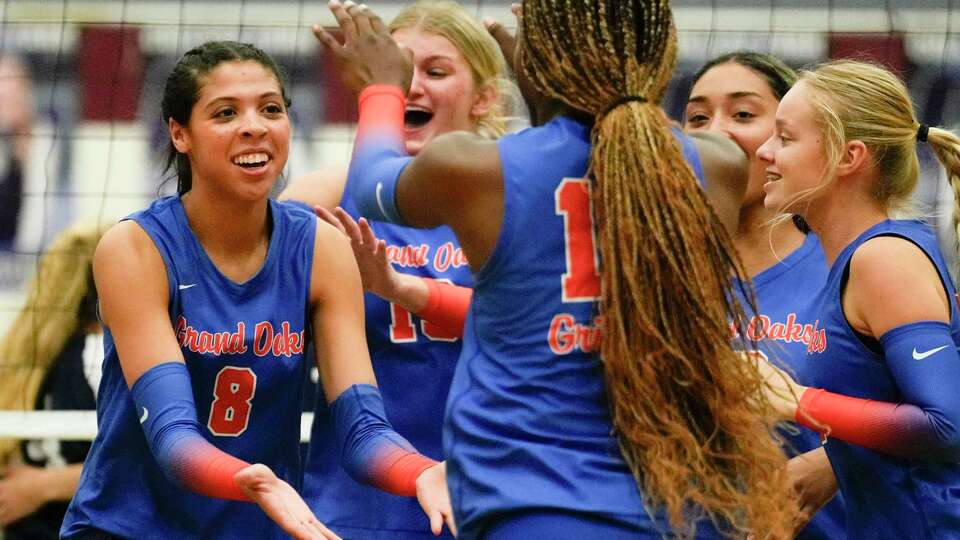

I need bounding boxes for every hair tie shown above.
[917,124,929,143]
[598,95,647,121]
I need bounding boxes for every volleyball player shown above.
[281,2,510,537]
[756,60,960,538]
[684,52,845,538]
[314,0,798,537]
[60,41,451,540]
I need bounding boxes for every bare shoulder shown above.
[277,164,349,209]
[848,235,950,333]
[685,131,748,234]
[95,220,164,277]
[395,130,503,232]
[688,131,748,178]
[93,220,169,325]
[309,217,360,302]
[312,216,353,256]
[851,235,938,286]
[412,131,501,182]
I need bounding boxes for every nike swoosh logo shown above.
[178,283,197,290]
[913,345,949,360]
[139,407,149,424]
[375,182,389,219]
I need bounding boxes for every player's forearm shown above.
[414,279,471,337]
[133,362,250,500]
[381,276,472,337]
[347,85,412,225]
[787,446,837,528]
[331,384,437,496]
[796,389,960,461]
[797,321,960,461]
[384,273,430,314]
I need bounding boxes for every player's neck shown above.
[180,189,272,267]
[734,203,807,278]
[805,193,886,266]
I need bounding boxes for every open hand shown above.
[482,3,547,125]
[235,463,341,540]
[0,465,48,525]
[315,206,402,299]
[312,0,413,96]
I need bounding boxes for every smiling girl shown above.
[684,52,844,538]
[757,60,960,539]
[60,41,451,540]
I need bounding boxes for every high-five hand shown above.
[312,0,413,95]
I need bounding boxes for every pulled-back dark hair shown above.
[692,51,797,101]
[161,40,291,194]
[690,51,809,232]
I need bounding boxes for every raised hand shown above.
[482,11,517,72]
[315,205,407,298]
[483,3,547,125]
[235,463,342,540]
[415,462,457,537]
[312,0,413,96]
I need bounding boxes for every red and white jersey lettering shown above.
[174,316,306,358]
[731,312,827,354]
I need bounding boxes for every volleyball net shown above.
[1,0,959,441]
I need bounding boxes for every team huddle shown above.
[42,0,960,538]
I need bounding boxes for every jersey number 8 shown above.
[208,366,257,436]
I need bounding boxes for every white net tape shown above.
[0,411,316,442]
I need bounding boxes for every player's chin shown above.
[234,177,277,203]
[762,191,784,212]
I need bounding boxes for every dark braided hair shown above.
[520,1,798,537]
[161,41,291,194]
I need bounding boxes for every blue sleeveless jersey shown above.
[62,196,315,539]
[734,233,845,540]
[806,219,960,539]
[444,116,709,537]
[303,194,470,539]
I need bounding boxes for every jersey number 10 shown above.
[556,178,601,302]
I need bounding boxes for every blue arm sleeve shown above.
[330,384,436,496]
[346,136,414,225]
[880,320,960,460]
[130,362,248,499]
